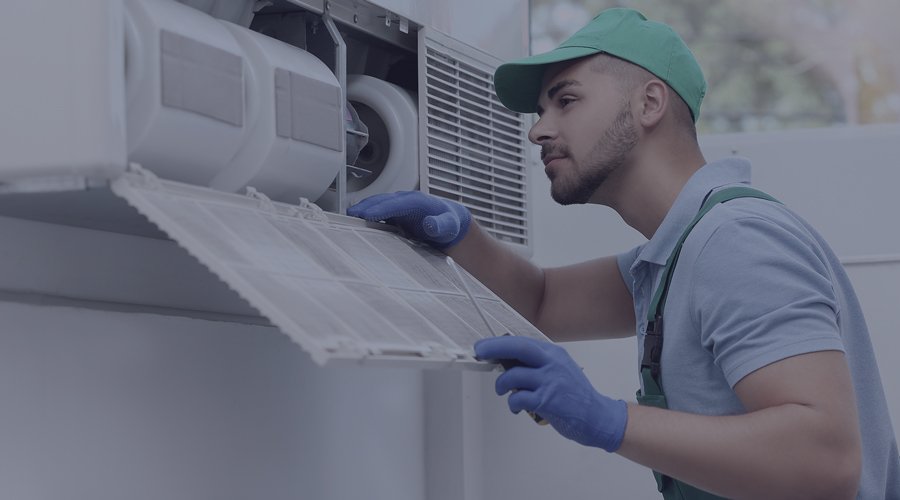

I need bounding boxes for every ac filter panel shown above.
[111,168,548,368]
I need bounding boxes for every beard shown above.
[547,102,638,205]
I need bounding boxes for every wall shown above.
[478,123,900,499]
[0,300,425,500]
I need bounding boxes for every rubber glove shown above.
[347,191,471,249]
[474,336,628,453]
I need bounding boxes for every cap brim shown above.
[494,46,600,113]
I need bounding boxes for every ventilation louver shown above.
[421,34,531,252]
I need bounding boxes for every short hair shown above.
[590,54,697,138]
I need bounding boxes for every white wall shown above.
[477,124,900,499]
[700,124,900,433]
[0,301,425,500]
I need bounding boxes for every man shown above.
[348,8,900,499]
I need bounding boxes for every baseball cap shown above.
[493,8,706,122]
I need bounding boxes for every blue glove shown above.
[474,336,628,453]
[346,191,471,249]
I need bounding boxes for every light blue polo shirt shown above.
[616,157,899,498]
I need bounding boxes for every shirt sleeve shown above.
[689,216,846,387]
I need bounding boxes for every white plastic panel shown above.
[426,0,529,62]
[110,168,548,367]
[125,0,344,202]
[699,124,900,259]
[0,0,126,182]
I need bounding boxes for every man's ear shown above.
[637,79,668,128]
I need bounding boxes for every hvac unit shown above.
[0,0,539,368]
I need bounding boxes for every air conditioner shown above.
[0,0,539,368]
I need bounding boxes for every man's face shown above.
[528,56,638,205]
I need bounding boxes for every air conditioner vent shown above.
[421,34,531,252]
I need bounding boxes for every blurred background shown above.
[531,0,900,134]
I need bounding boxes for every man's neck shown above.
[604,144,706,240]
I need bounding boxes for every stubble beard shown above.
[550,103,638,205]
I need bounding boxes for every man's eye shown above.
[559,97,575,108]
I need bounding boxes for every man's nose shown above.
[528,116,556,145]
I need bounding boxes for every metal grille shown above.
[423,40,530,249]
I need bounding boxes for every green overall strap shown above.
[637,186,780,500]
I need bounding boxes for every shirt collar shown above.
[633,157,752,269]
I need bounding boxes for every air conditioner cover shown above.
[110,166,549,368]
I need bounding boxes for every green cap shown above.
[494,8,706,122]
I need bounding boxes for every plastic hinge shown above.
[244,186,278,214]
[126,162,163,190]
[297,197,330,223]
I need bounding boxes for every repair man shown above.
[349,8,900,499]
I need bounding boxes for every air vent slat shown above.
[426,76,499,117]
[427,160,525,192]
[427,157,524,194]
[426,50,496,88]
[425,106,527,151]
[423,74,526,142]
[423,67,517,113]
[427,140,525,179]
[425,121,526,164]
[427,172,529,216]
[427,148,525,186]
[425,92,524,142]
[469,220,527,241]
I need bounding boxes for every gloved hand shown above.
[347,191,471,249]
[474,336,628,453]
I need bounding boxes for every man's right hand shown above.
[474,336,628,452]
[347,191,472,249]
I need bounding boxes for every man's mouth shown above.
[542,155,565,167]
[540,143,567,168]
